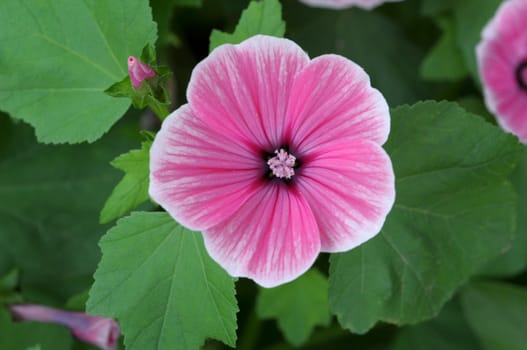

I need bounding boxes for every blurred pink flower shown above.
[150,35,395,288]
[9,304,120,350]
[298,0,403,10]
[127,56,155,89]
[477,0,527,142]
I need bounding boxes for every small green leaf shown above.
[329,101,521,334]
[209,0,285,52]
[256,269,331,346]
[0,0,157,143]
[100,140,152,224]
[0,268,19,291]
[88,212,238,350]
[0,310,72,350]
[420,17,468,82]
[453,0,502,83]
[461,281,527,350]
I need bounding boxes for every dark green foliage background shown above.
[1,0,527,349]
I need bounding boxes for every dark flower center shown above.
[515,60,527,91]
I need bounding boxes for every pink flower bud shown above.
[8,304,120,350]
[128,56,156,89]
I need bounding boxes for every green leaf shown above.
[256,269,331,346]
[420,17,469,82]
[100,140,152,224]
[209,0,285,52]
[0,0,157,143]
[87,212,238,350]
[329,101,521,334]
[479,147,527,277]
[0,309,72,350]
[0,113,138,304]
[461,281,527,350]
[392,298,480,350]
[453,0,502,83]
[420,0,456,16]
[0,268,19,291]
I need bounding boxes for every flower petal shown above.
[203,183,321,288]
[149,104,264,231]
[477,0,527,142]
[286,54,390,156]
[296,139,395,252]
[187,35,310,150]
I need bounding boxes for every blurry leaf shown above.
[100,140,152,224]
[209,0,285,52]
[256,269,331,346]
[151,0,202,46]
[0,0,157,143]
[0,114,137,304]
[88,212,238,350]
[285,4,431,106]
[421,17,469,82]
[480,147,527,277]
[0,268,19,291]
[461,281,527,350]
[420,0,456,16]
[65,290,90,311]
[0,309,72,350]
[453,0,502,83]
[456,96,495,123]
[392,298,481,350]
[329,101,521,333]
[0,268,23,303]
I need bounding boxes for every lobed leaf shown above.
[0,0,157,143]
[88,212,238,350]
[329,101,522,333]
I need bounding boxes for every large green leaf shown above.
[0,310,72,350]
[87,212,238,350]
[461,281,527,350]
[0,0,157,143]
[209,0,285,52]
[329,101,521,333]
[285,3,431,106]
[0,114,137,304]
[99,140,152,224]
[256,269,331,347]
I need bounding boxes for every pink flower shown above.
[149,35,395,287]
[477,0,527,142]
[127,56,156,89]
[8,304,120,350]
[298,0,403,10]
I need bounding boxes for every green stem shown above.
[147,99,169,120]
